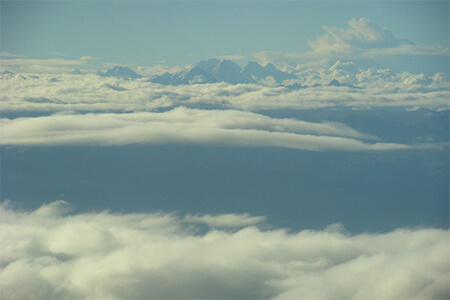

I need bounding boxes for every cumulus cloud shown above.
[309,18,414,54]
[0,107,424,151]
[253,18,448,73]
[1,201,448,299]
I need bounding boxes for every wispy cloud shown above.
[183,213,266,228]
[215,55,246,61]
[0,51,20,58]
[0,58,91,74]
[0,58,86,67]
[1,201,448,299]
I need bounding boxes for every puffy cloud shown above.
[0,107,423,151]
[309,18,414,54]
[1,201,448,299]
[253,18,448,74]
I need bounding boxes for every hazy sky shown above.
[2,1,448,67]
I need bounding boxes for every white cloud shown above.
[1,71,448,113]
[309,18,413,54]
[183,213,266,228]
[0,58,89,74]
[0,51,20,58]
[253,18,448,72]
[0,107,423,151]
[0,58,86,67]
[79,56,96,61]
[1,201,448,299]
[215,54,246,61]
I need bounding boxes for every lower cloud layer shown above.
[1,201,448,299]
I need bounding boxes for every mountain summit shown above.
[150,66,218,85]
[71,68,82,75]
[98,66,143,79]
[209,59,252,84]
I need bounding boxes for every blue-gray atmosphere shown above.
[1,1,449,299]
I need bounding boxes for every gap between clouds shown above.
[1,201,448,299]
[0,107,426,151]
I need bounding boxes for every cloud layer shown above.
[1,107,423,151]
[1,201,448,299]
[1,68,448,113]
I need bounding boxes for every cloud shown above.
[253,18,448,73]
[215,55,246,61]
[0,51,20,58]
[183,213,266,228]
[0,58,86,67]
[1,71,448,114]
[0,58,89,74]
[79,56,96,60]
[1,201,448,299]
[0,107,424,151]
[309,18,414,54]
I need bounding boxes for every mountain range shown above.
[90,60,356,88]
[149,59,297,85]
[97,66,143,79]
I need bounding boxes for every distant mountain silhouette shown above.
[281,83,306,90]
[151,66,218,85]
[327,79,357,88]
[71,68,82,75]
[261,63,297,82]
[150,59,297,85]
[1,70,14,75]
[98,66,143,79]
[209,60,252,84]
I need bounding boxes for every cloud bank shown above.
[1,201,448,299]
[1,69,448,113]
[1,107,423,151]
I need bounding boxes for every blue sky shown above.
[2,1,448,67]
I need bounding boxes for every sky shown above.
[1,1,448,68]
[1,1,449,299]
